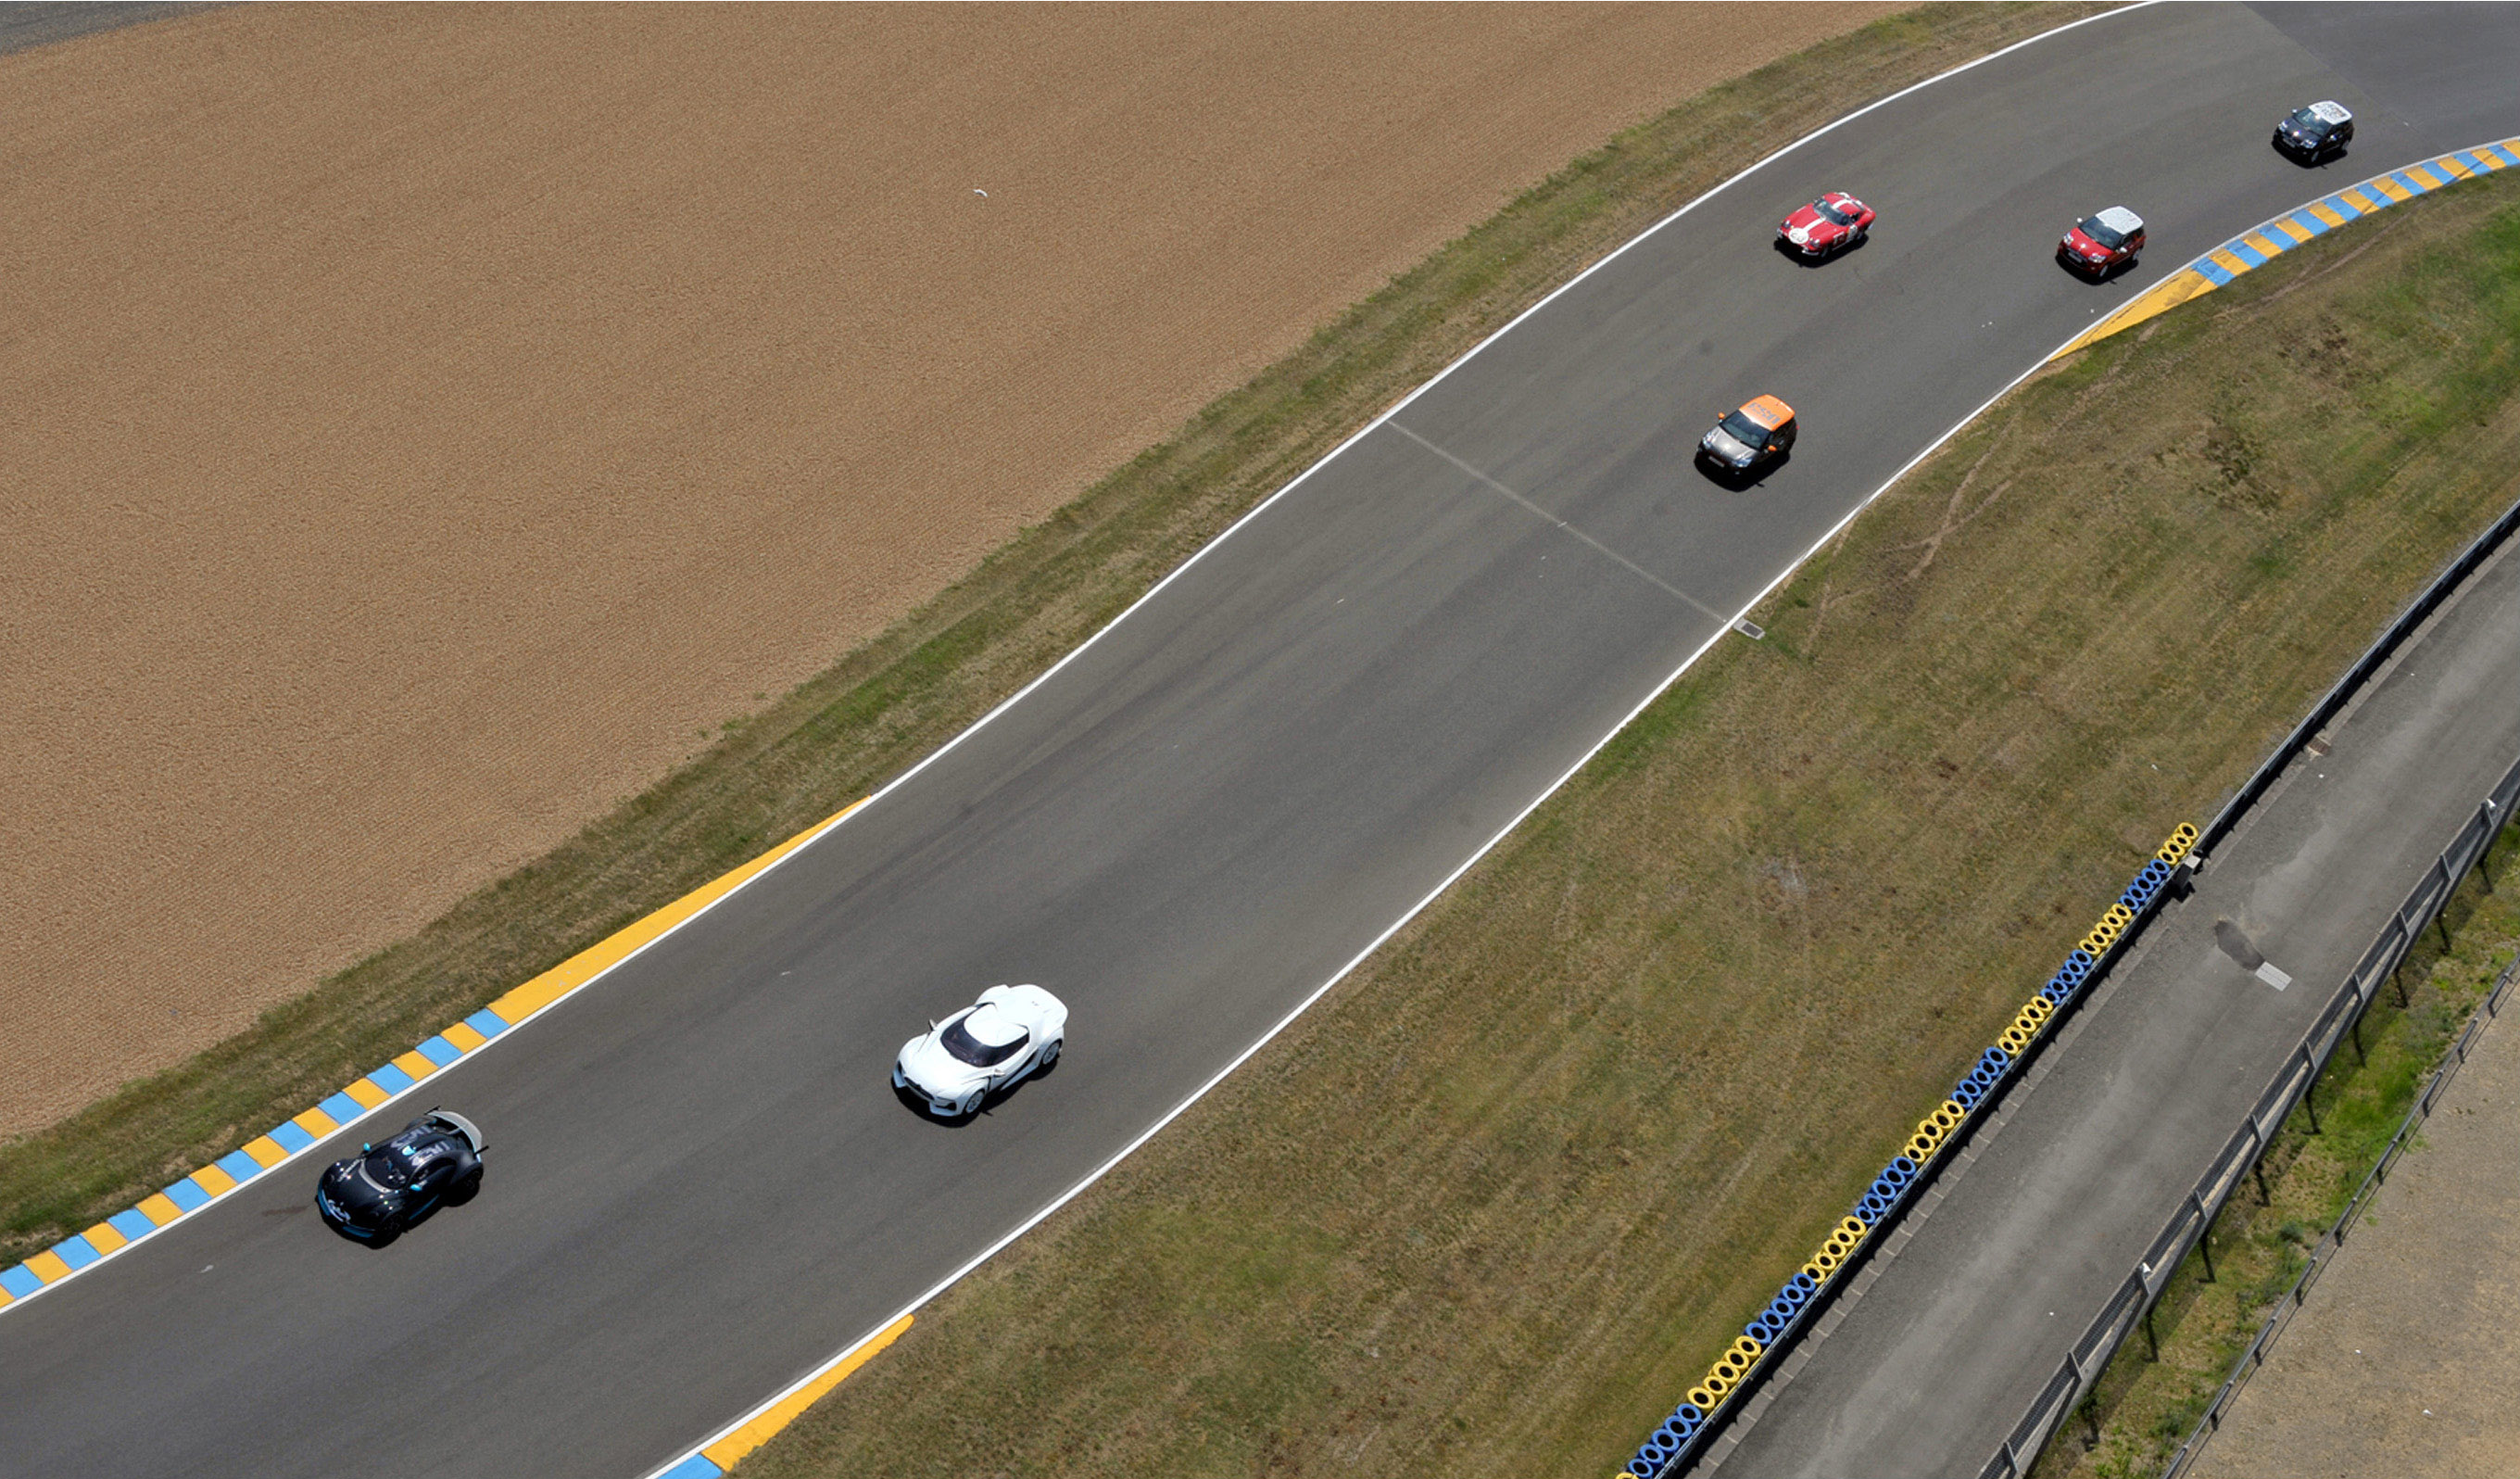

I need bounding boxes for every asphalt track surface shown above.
[9,6,2520,1476]
[0,1,217,57]
[1707,531,2520,1477]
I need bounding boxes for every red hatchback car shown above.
[2059,206,2145,277]
[1778,191,1874,259]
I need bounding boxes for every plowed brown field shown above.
[0,2,1896,1134]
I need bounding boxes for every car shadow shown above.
[893,1054,1059,1126]
[1696,448,1788,490]
[2275,146,2347,171]
[2056,252,2140,284]
[1772,234,1868,269]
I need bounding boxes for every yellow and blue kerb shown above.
[1619,824,2200,1479]
[0,798,867,1314]
[2054,137,2520,360]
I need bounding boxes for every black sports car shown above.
[314,1109,485,1246]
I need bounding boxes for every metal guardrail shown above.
[2194,489,2520,861]
[1977,753,2520,1479]
[2157,939,2520,1477]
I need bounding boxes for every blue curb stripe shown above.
[2225,238,2269,268]
[2194,258,2236,286]
[269,1121,316,1155]
[368,1063,416,1095]
[2323,193,2362,220]
[658,1457,725,1479]
[2390,170,2426,195]
[2453,150,2487,172]
[163,1178,211,1213]
[2490,144,2520,167]
[465,1007,510,1040]
[319,1092,364,1125]
[54,1236,101,1271]
[214,1149,264,1183]
[1,1264,43,1298]
[417,1035,462,1068]
[2288,210,2329,237]
[107,1209,157,1243]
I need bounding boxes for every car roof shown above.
[2093,206,2144,234]
[1738,394,1794,427]
[2307,100,2351,124]
[958,1002,1027,1044]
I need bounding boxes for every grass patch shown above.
[0,3,2109,1262]
[733,176,2520,1473]
[2035,824,2520,1479]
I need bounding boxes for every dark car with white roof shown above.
[2274,100,2353,163]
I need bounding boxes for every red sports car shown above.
[1778,192,1874,259]
[2059,206,2145,277]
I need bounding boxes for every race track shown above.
[10,5,2520,1475]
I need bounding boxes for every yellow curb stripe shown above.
[2307,201,2349,228]
[490,800,868,1028]
[2340,185,2385,212]
[2241,230,2284,256]
[2052,268,2216,358]
[2430,157,2474,182]
[2207,247,2252,276]
[702,1314,913,1470]
[2370,176,2413,202]
[7,796,880,1315]
[2406,162,2447,188]
[2263,219,2312,246]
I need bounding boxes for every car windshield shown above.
[941,1015,1028,1067]
[1718,411,1770,446]
[2077,215,2130,249]
[2287,107,2333,138]
[360,1150,413,1190]
[1815,198,1858,226]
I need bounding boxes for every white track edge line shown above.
[641,7,2171,1473]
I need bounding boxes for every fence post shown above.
[2199,1198,2217,1284]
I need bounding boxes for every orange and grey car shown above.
[1698,394,1797,473]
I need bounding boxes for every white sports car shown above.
[892,983,1067,1119]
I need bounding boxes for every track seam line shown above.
[1388,421,1731,622]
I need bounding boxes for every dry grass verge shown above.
[0,4,2098,1262]
[734,176,2520,1473]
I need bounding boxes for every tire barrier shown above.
[1621,824,2197,1479]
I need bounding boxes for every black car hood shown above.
[321,1160,398,1220]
